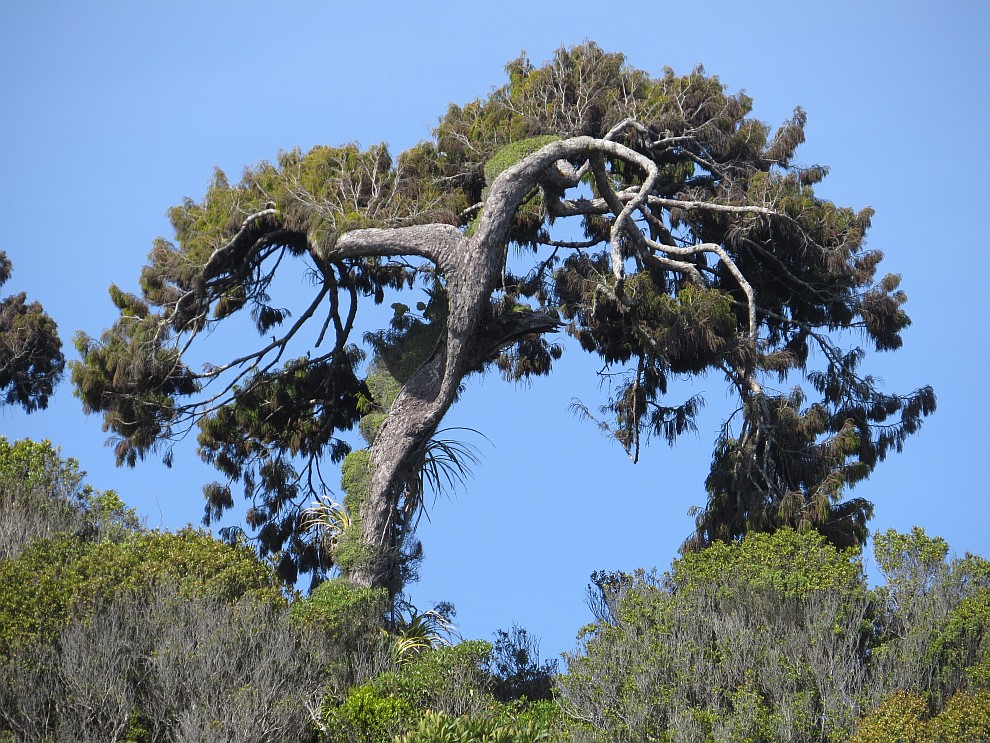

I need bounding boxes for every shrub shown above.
[852,689,990,742]
[0,436,139,559]
[0,527,281,653]
[396,710,550,743]
[1,582,333,743]
[560,529,872,742]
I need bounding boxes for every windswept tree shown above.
[73,44,935,593]
[0,251,64,412]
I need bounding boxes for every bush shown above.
[396,709,550,743]
[929,689,990,741]
[850,691,929,743]
[0,582,334,743]
[320,639,559,742]
[0,527,282,653]
[322,683,415,743]
[0,437,139,559]
[560,529,872,742]
[0,526,291,742]
[870,528,990,703]
[292,578,392,690]
[852,689,990,742]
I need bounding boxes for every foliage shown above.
[293,577,388,637]
[390,607,459,664]
[373,640,495,718]
[0,440,984,743]
[869,527,990,704]
[852,689,990,742]
[489,625,558,703]
[928,689,990,741]
[0,582,333,743]
[292,578,392,689]
[670,527,864,596]
[0,436,89,501]
[321,639,558,743]
[562,527,990,742]
[395,710,550,743]
[0,251,64,413]
[73,43,934,596]
[0,527,281,653]
[0,436,140,559]
[322,641,488,742]
[849,691,930,743]
[322,683,416,743]
[0,460,323,743]
[561,529,872,742]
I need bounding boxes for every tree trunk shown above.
[343,138,613,590]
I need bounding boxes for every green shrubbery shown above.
[397,710,550,743]
[852,689,990,742]
[320,640,560,743]
[0,436,139,559]
[1,437,987,742]
[559,528,990,742]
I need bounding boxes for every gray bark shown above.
[334,139,600,588]
[329,135,757,590]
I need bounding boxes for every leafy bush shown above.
[322,683,415,743]
[0,527,281,653]
[560,529,872,742]
[320,639,558,742]
[293,578,388,638]
[850,691,930,743]
[852,689,990,742]
[292,578,392,690]
[0,582,333,743]
[870,527,990,703]
[0,436,139,559]
[396,709,550,743]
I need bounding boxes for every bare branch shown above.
[332,224,463,267]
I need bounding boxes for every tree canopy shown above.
[0,251,64,413]
[72,43,935,592]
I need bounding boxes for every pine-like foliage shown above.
[72,43,934,589]
[0,252,64,413]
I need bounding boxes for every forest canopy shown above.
[72,43,935,594]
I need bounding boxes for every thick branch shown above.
[331,224,464,266]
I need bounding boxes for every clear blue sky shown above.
[2,1,987,659]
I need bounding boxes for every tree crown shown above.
[72,43,935,588]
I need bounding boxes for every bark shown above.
[321,135,766,589]
[335,140,603,588]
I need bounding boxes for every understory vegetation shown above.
[1,437,987,743]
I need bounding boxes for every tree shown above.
[72,43,935,593]
[0,251,64,412]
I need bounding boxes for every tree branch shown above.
[331,224,464,266]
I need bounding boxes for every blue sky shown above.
[2,1,987,659]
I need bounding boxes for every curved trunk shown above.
[351,253,502,589]
[346,137,618,590]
